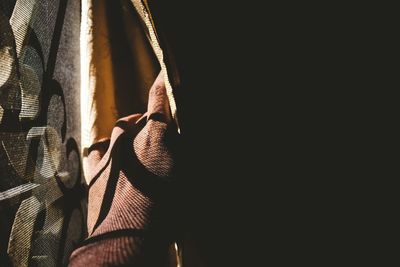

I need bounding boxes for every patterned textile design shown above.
[69,72,179,266]
[0,0,85,266]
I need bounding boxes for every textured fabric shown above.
[1,0,85,266]
[80,0,181,178]
[76,1,183,265]
[80,0,159,168]
[69,72,179,267]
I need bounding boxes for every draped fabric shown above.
[70,72,180,266]
[80,0,160,166]
[0,0,85,266]
[1,0,192,265]
[75,0,183,266]
[80,0,180,174]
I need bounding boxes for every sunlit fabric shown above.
[70,73,179,266]
[0,0,85,266]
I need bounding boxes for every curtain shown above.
[0,0,85,266]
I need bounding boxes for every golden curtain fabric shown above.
[81,0,159,173]
[75,1,186,266]
[81,0,181,180]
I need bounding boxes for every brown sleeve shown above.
[69,72,179,267]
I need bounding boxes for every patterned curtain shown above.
[0,0,85,266]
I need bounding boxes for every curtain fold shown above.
[76,1,185,266]
[81,0,161,181]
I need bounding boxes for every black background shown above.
[149,1,338,266]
